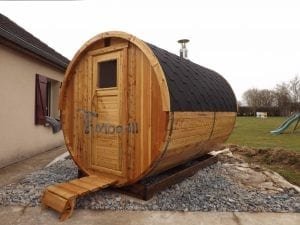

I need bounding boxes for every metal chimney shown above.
[178,39,189,59]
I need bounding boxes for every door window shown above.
[98,59,117,88]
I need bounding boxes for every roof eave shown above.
[0,36,68,72]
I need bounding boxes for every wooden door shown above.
[89,47,127,177]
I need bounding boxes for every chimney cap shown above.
[177,39,190,44]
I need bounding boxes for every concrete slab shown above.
[0,146,66,187]
[0,206,299,225]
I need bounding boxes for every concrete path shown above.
[0,146,66,187]
[0,206,299,225]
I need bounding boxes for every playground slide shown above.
[270,113,300,135]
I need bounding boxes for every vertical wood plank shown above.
[148,63,152,166]
[150,67,167,161]
[142,54,150,168]
[77,57,86,167]
[120,47,128,177]
[87,55,93,170]
[127,44,136,179]
[73,67,79,161]
[135,49,142,176]
[64,76,74,155]
[82,56,89,168]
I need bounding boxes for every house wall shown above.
[0,44,65,168]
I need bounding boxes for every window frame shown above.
[35,74,61,125]
[97,59,118,89]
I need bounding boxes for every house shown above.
[0,13,69,168]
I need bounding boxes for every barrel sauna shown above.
[59,31,237,186]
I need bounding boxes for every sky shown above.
[1,0,300,102]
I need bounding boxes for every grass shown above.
[272,167,300,186]
[227,117,300,152]
[226,116,300,186]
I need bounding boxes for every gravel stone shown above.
[0,158,299,212]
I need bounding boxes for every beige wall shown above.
[0,44,65,168]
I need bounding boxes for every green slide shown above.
[270,113,300,135]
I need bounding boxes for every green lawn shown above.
[226,116,300,185]
[227,117,300,152]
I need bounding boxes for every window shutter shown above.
[35,74,48,125]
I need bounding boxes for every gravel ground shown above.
[0,158,299,212]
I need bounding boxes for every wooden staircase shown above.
[41,175,117,221]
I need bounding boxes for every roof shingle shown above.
[0,13,69,70]
[148,43,237,112]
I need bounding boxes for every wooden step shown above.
[42,175,117,221]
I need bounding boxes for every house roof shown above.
[148,43,237,112]
[0,13,69,71]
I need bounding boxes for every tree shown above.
[289,75,300,103]
[257,89,276,107]
[243,88,260,108]
[241,75,300,116]
[274,82,292,116]
[242,88,275,108]
[237,100,243,107]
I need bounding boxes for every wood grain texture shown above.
[42,175,117,220]
[42,190,69,213]
[125,45,169,184]
[60,31,170,111]
[47,32,237,221]
[149,111,236,174]
[59,34,236,186]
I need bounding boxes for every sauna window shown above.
[98,60,117,88]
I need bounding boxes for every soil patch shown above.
[225,145,300,186]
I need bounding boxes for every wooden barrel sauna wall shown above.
[59,31,237,186]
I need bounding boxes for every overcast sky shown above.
[1,0,300,101]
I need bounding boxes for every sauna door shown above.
[89,48,127,177]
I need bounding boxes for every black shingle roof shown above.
[0,13,69,70]
[148,43,237,112]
